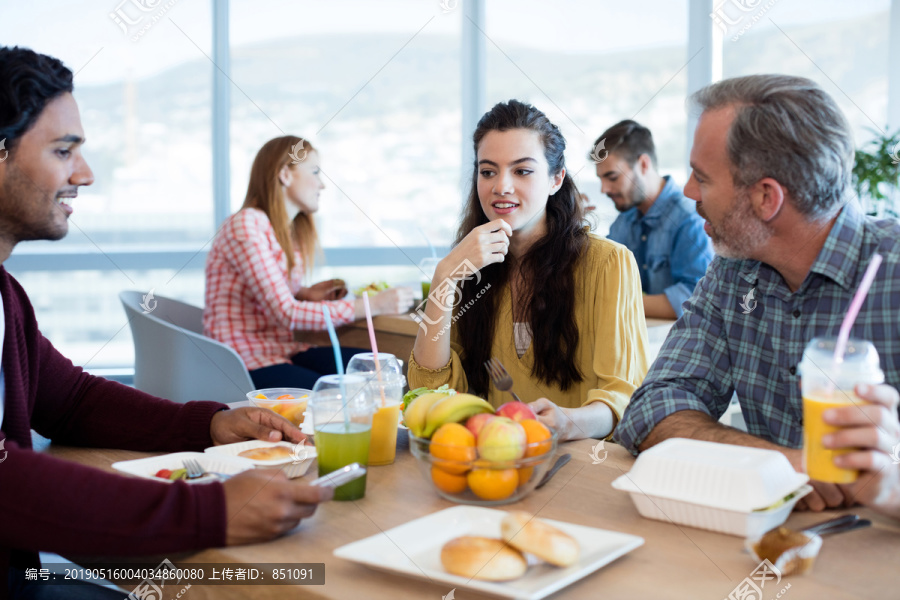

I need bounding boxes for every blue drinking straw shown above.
[321,305,350,429]
[418,226,437,258]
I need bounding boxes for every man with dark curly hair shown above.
[0,46,332,599]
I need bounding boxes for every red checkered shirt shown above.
[203,208,355,370]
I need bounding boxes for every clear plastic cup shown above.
[798,337,884,483]
[347,352,403,378]
[246,387,311,426]
[347,354,406,466]
[310,374,377,500]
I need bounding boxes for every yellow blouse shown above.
[408,234,650,431]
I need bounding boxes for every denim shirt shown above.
[608,176,714,317]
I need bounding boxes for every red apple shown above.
[465,413,494,439]
[496,401,537,422]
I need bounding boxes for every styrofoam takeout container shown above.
[612,438,812,537]
[205,440,316,478]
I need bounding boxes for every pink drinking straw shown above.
[362,291,386,406]
[833,253,883,364]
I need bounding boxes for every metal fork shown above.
[484,358,522,402]
[183,458,233,481]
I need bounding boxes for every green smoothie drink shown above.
[310,374,376,501]
[315,422,372,500]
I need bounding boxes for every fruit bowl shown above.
[248,387,312,426]
[409,430,559,506]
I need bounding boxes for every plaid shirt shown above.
[203,208,355,371]
[614,200,900,454]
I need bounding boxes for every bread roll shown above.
[500,511,580,567]
[238,446,293,461]
[440,536,527,581]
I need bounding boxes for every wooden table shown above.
[296,315,677,368]
[46,438,899,599]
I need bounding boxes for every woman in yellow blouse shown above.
[409,100,649,441]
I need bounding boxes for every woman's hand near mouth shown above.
[436,218,512,285]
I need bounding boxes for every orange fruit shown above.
[520,419,552,458]
[467,467,519,501]
[517,466,534,484]
[431,465,468,494]
[261,402,282,414]
[430,423,476,475]
[280,404,307,425]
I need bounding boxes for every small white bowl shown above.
[205,440,316,478]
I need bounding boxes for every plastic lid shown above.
[347,353,404,378]
[612,438,808,512]
[798,337,884,390]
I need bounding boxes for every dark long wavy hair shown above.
[456,100,588,396]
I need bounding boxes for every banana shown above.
[422,393,494,438]
[404,392,449,437]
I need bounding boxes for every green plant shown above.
[852,129,900,218]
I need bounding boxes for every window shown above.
[484,0,689,235]
[229,0,463,249]
[2,1,897,372]
[1,0,213,368]
[720,0,891,145]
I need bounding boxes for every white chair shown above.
[119,291,255,403]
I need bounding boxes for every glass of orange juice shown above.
[799,337,883,483]
[347,353,406,466]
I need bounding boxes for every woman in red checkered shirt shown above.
[204,136,414,389]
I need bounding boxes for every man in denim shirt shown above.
[594,120,713,318]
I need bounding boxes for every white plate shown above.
[333,506,644,600]
[204,440,317,478]
[112,451,255,484]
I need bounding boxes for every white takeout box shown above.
[611,438,812,537]
[205,440,316,479]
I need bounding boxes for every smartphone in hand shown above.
[310,463,366,488]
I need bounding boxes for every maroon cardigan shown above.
[0,267,229,593]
